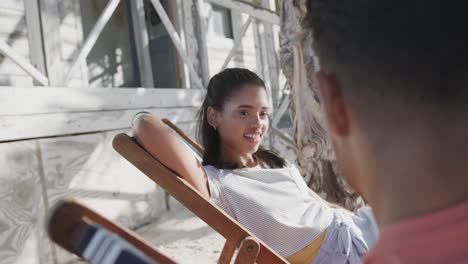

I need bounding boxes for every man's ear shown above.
[207,106,219,129]
[316,71,349,137]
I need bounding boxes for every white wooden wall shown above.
[0,88,205,264]
[0,1,283,263]
[204,5,258,76]
[0,0,33,86]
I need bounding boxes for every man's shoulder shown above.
[361,245,400,264]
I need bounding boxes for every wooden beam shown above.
[178,0,192,88]
[271,93,290,127]
[0,87,205,142]
[112,133,288,263]
[194,0,210,86]
[204,0,279,25]
[38,0,65,85]
[35,139,59,263]
[0,87,205,115]
[23,0,47,86]
[252,20,266,87]
[261,0,280,108]
[149,0,204,89]
[0,42,49,85]
[220,17,252,71]
[64,0,121,84]
[0,107,198,142]
[129,0,154,88]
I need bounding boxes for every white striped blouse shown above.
[205,164,334,257]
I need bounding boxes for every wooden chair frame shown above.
[112,118,288,264]
[47,198,177,263]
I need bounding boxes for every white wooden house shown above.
[0,0,292,263]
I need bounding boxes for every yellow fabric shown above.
[286,229,327,264]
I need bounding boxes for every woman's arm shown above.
[132,113,210,199]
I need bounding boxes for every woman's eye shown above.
[239,111,249,116]
[260,112,269,118]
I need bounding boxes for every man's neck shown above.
[370,157,468,227]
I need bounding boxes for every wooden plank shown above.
[261,0,280,108]
[0,57,38,75]
[234,237,260,264]
[48,199,176,263]
[40,130,169,262]
[177,0,210,88]
[0,12,27,36]
[0,107,199,142]
[252,20,266,79]
[24,0,47,86]
[0,87,206,115]
[0,129,173,263]
[0,140,55,263]
[149,0,204,89]
[206,36,257,75]
[218,240,237,264]
[38,130,167,229]
[204,0,279,25]
[194,0,210,86]
[0,74,33,86]
[0,0,25,11]
[0,42,49,85]
[129,0,154,88]
[0,34,29,51]
[38,0,64,85]
[57,1,88,87]
[39,129,171,262]
[180,0,200,88]
[112,133,288,263]
[220,17,252,71]
[64,0,121,84]
[175,0,189,88]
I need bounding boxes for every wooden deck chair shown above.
[47,198,176,264]
[112,118,289,264]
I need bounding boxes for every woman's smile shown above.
[243,131,262,144]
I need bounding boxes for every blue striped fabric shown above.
[78,224,156,264]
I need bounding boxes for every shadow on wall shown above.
[0,129,166,263]
[79,0,139,87]
[0,1,139,87]
[0,13,31,86]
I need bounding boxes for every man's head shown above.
[305,1,468,204]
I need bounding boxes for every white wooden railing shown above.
[0,0,294,146]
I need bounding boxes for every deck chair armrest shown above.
[112,133,288,264]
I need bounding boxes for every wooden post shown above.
[148,0,204,89]
[38,0,65,85]
[261,0,280,109]
[218,240,237,264]
[0,42,49,86]
[234,237,261,264]
[24,0,47,86]
[194,0,210,87]
[220,17,252,71]
[179,0,209,89]
[204,0,279,25]
[129,0,155,88]
[252,19,265,80]
[64,0,121,84]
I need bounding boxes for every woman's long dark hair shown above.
[197,68,286,169]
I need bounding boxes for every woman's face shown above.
[209,84,270,158]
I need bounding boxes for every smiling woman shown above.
[199,68,286,170]
[134,68,378,263]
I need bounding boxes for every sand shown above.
[134,200,225,263]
